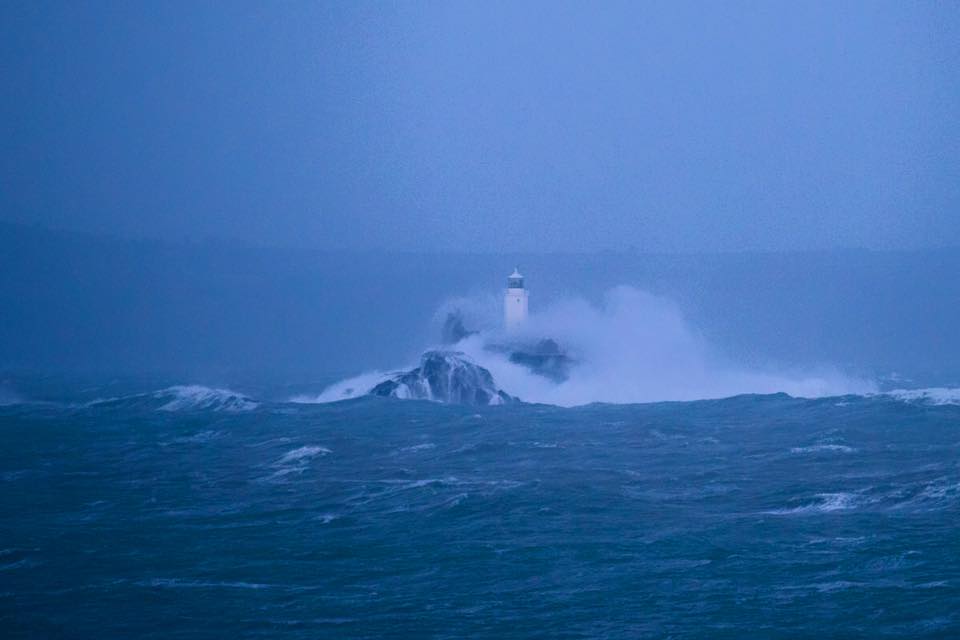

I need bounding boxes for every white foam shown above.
[277,446,331,464]
[259,445,331,482]
[919,480,960,500]
[169,430,224,444]
[157,385,258,412]
[766,492,859,515]
[316,513,341,524]
[309,286,877,407]
[458,287,875,406]
[790,444,856,454]
[883,388,960,406]
[398,443,436,453]
[84,385,258,412]
[292,371,393,403]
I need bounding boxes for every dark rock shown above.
[370,350,515,405]
[492,338,574,383]
[441,310,477,344]
[508,349,572,383]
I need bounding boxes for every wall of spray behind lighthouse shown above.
[408,251,960,386]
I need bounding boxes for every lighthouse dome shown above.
[507,268,524,289]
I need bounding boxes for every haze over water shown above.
[2,2,959,638]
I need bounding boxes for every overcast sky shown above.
[1,1,958,252]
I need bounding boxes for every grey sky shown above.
[1,1,958,252]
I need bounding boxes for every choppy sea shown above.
[1,382,958,638]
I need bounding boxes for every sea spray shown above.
[311,286,876,405]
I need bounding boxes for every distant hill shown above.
[2,221,959,385]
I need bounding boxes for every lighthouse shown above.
[504,267,529,332]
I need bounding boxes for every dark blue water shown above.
[1,386,958,638]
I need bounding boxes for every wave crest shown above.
[309,286,877,407]
[457,287,874,406]
[883,388,960,406]
[89,385,258,412]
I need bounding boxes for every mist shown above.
[3,222,960,394]
[2,2,960,396]
[3,4,960,635]
[309,285,874,406]
[463,287,874,404]
[2,2,959,253]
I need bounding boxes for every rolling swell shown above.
[85,385,258,412]
[0,388,958,638]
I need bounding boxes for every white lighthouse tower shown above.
[504,267,529,332]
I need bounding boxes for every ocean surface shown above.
[1,383,958,638]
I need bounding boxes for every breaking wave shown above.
[292,372,389,403]
[155,386,258,412]
[311,286,875,407]
[88,385,258,412]
[790,444,856,454]
[765,492,861,515]
[882,388,960,406]
[277,446,331,464]
[260,444,332,482]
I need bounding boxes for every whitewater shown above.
[308,286,876,406]
[1,382,958,638]
[1,288,957,638]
